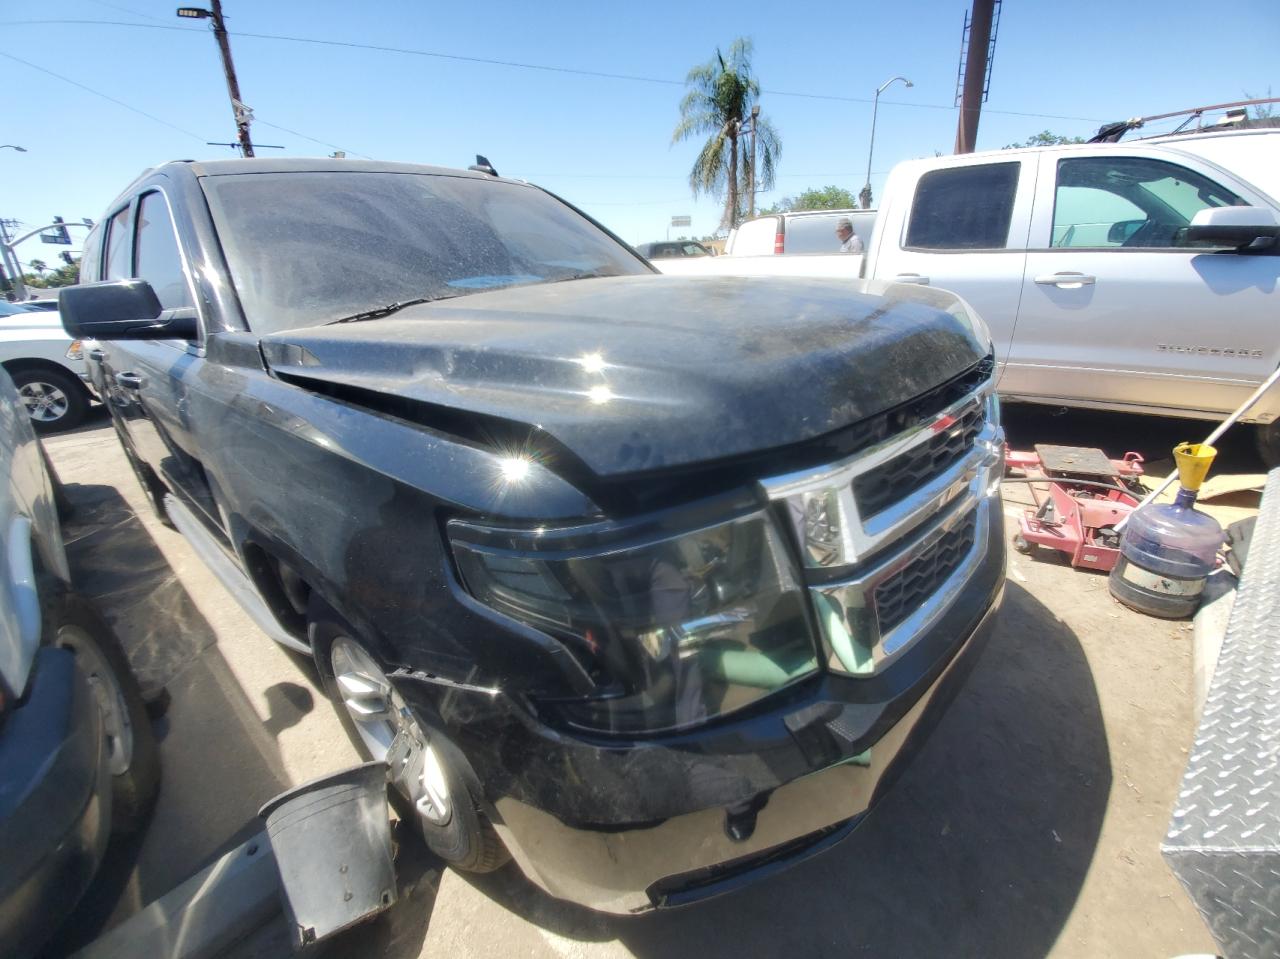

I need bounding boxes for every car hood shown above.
[258,275,990,477]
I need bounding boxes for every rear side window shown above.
[784,214,873,254]
[906,162,1020,250]
[103,207,132,280]
[134,192,194,310]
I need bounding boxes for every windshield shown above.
[200,171,651,333]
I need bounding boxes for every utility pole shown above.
[178,2,255,157]
[0,219,27,301]
[954,0,999,154]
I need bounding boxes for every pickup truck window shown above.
[1052,157,1242,249]
[784,214,852,254]
[103,207,132,281]
[906,162,1019,250]
[134,192,195,311]
[200,171,650,333]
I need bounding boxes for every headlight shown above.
[449,510,818,734]
[66,339,83,361]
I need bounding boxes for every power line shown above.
[253,119,370,159]
[0,18,1107,124]
[0,45,366,157]
[0,48,209,140]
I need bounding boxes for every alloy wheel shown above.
[19,381,70,424]
[330,637,452,826]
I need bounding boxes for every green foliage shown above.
[22,258,80,289]
[762,185,859,215]
[673,38,782,230]
[1245,88,1274,120]
[1002,130,1086,149]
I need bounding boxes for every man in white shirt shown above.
[836,217,864,254]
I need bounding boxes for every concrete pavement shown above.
[42,405,1227,958]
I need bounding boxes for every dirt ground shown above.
[41,402,1263,959]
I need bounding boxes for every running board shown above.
[162,494,311,655]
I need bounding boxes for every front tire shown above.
[11,367,89,433]
[309,599,508,873]
[1258,421,1280,471]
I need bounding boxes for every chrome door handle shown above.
[116,372,144,390]
[1034,272,1096,288]
[893,273,930,285]
[88,348,106,362]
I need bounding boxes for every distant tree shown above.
[760,185,859,217]
[792,185,859,211]
[1003,130,1086,149]
[23,258,79,289]
[28,259,47,276]
[673,38,781,230]
[1245,88,1274,120]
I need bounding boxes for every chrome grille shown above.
[853,404,985,519]
[761,373,1002,675]
[873,510,978,634]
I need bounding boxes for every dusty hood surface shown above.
[259,275,989,477]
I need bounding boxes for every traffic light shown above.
[53,216,71,245]
[60,251,75,266]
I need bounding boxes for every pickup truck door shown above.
[870,154,1039,373]
[1009,149,1280,417]
[95,190,225,533]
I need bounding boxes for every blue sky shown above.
[1,0,1277,266]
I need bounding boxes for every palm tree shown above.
[673,38,781,230]
[28,259,47,276]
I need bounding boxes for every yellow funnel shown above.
[1173,442,1217,492]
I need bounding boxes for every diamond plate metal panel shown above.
[1164,467,1280,959]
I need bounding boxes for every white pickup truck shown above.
[0,300,93,433]
[654,129,1280,464]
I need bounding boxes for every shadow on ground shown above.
[1002,403,1265,473]
[454,580,1111,958]
[41,482,297,957]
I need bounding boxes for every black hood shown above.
[259,275,989,478]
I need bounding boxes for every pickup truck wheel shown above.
[11,367,88,433]
[1258,421,1280,471]
[310,608,509,873]
[53,595,161,833]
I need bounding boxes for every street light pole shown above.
[0,144,27,153]
[862,76,912,210]
[178,2,255,157]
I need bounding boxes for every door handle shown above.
[1034,272,1096,288]
[88,348,106,363]
[116,372,144,390]
[893,273,930,285]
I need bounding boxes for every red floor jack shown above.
[1004,445,1147,572]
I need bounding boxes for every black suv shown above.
[61,158,1004,913]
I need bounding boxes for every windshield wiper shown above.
[547,270,622,284]
[327,296,452,325]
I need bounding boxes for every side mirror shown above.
[1107,219,1144,244]
[59,280,198,340]
[1185,206,1280,253]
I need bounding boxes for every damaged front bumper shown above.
[399,504,1004,914]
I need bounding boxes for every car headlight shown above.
[65,339,83,361]
[449,510,818,734]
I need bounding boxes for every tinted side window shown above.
[134,192,193,310]
[103,207,132,280]
[1052,157,1244,249]
[784,214,852,255]
[906,162,1020,250]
